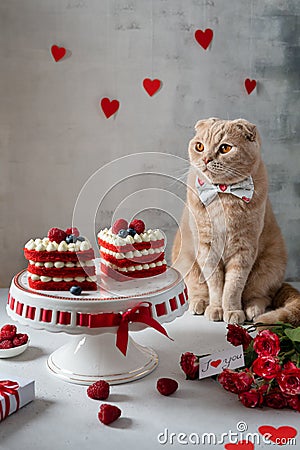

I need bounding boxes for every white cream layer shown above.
[100,246,164,259]
[98,227,164,247]
[101,258,167,272]
[28,260,95,268]
[25,237,92,252]
[28,274,97,283]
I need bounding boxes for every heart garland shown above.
[143,78,161,97]
[194,28,214,50]
[100,98,120,119]
[244,78,257,95]
[51,45,67,62]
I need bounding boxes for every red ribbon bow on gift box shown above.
[0,380,20,421]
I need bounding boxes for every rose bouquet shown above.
[180,323,300,411]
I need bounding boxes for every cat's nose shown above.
[203,157,213,165]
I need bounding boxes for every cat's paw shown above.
[189,298,209,315]
[204,305,223,321]
[245,304,266,321]
[223,309,246,324]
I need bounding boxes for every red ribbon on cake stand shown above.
[0,380,20,420]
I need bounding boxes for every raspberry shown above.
[48,227,67,243]
[13,333,29,347]
[112,219,128,235]
[98,404,121,425]
[65,227,80,237]
[87,380,110,400]
[1,324,17,340]
[129,219,145,234]
[0,340,13,349]
[156,378,178,396]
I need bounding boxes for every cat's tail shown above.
[255,283,300,327]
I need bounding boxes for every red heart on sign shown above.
[258,426,297,446]
[242,196,250,203]
[51,45,67,62]
[210,359,222,368]
[198,178,205,186]
[100,98,120,119]
[219,184,227,192]
[224,441,254,450]
[143,78,161,97]
[194,28,213,50]
[245,79,257,95]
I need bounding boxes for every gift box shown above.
[0,374,35,421]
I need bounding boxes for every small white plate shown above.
[0,340,29,358]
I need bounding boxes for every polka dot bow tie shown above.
[195,175,254,206]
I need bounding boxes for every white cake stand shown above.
[7,265,188,385]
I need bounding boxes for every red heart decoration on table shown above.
[51,45,67,62]
[242,196,250,203]
[219,184,227,192]
[224,441,254,450]
[210,359,222,368]
[194,28,214,50]
[258,426,297,446]
[100,98,120,119]
[143,78,161,97]
[245,78,257,95]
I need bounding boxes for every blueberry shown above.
[76,236,85,242]
[118,229,128,238]
[66,234,77,244]
[70,285,82,296]
[127,227,136,236]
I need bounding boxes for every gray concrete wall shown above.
[0,0,299,286]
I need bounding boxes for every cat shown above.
[172,117,300,326]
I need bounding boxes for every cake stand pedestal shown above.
[7,267,188,385]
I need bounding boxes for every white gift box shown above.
[0,374,35,421]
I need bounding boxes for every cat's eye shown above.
[219,144,232,154]
[195,142,204,152]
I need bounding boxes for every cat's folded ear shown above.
[233,119,257,142]
[195,117,220,131]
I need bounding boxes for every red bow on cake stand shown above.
[6,263,188,385]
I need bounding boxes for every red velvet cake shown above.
[98,218,167,280]
[24,227,97,291]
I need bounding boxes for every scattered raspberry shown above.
[1,324,17,340]
[0,340,14,349]
[13,333,29,347]
[65,227,80,237]
[87,380,110,400]
[98,404,121,425]
[48,227,67,243]
[129,219,145,234]
[156,378,178,396]
[112,219,128,235]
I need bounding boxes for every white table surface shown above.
[0,286,299,450]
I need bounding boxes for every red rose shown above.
[253,329,280,356]
[286,395,300,412]
[180,352,199,380]
[239,389,263,408]
[264,389,287,409]
[277,366,300,396]
[252,356,281,380]
[218,369,253,394]
[226,324,252,350]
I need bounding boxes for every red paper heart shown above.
[245,78,257,95]
[224,441,254,450]
[210,359,222,368]
[258,426,297,446]
[242,196,250,203]
[51,45,67,62]
[219,184,227,192]
[194,28,214,50]
[198,178,205,186]
[143,78,161,97]
[100,98,120,119]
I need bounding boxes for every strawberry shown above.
[0,340,14,349]
[65,227,80,237]
[1,324,17,340]
[129,219,145,234]
[98,404,121,425]
[87,380,110,400]
[112,219,128,235]
[48,227,67,243]
[13,333,29,347]
[156,378,178,396]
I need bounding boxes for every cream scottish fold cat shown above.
[172,118,300,325]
